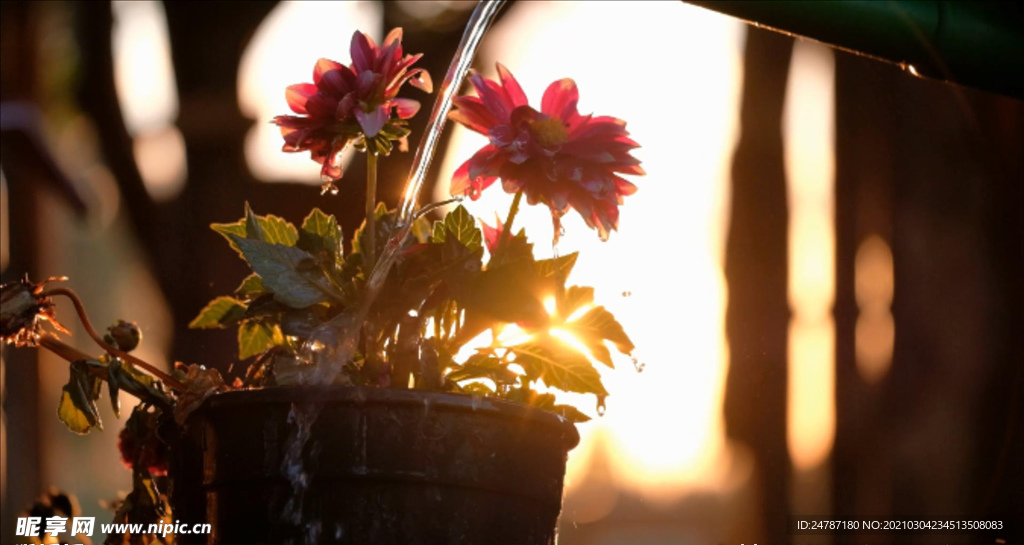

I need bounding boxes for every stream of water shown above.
[279,2,507,541]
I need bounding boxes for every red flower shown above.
[274,28,432,187]
[117,419,168,476]
[449,64,643,240]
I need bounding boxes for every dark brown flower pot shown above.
[171,386,579,545]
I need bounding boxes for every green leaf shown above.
[229,234,343,308]
[570,305,635,364]
[432,205,482,251]
[189,296,248,329]
[459,382,496,396]
[212,205,299,255]
[512,337,608,396]
[446,356,518,384]
[238,321,284,360]
[558,285,594,317]
[553,404,592,423]
[351,202,393,256]
[536,252,578,281]
[299,208,343,259]
[234,274,267,298]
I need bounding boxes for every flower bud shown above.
[105,320,142,352]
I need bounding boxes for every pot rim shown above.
[197,385,581,450]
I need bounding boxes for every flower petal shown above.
[392,98,420,119]
[470,71,512,121]
[314,58,344,85]
[285,83,317,114]
[448,96,498,134]
[496,63,528,107]
[350,30,378,73]
[406,68,433,93]
[541,78,579,120]
[355,104,389,137]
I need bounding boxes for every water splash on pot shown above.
[276,1,507,533]
[280,402,320,543]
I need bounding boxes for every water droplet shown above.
[596,395,607,416]
[621,290,632,298]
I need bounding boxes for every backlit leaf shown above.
[229,234,342,308]
[212,205,299,255]
[512,337,607,396]
[432,205,482,251]
[234,274,267,298]
[299,208,342,260]
[188,296,247,329]
[238,321,284,360]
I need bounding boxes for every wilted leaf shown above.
[58,361,104,434]
[229,234,343,308]
[173,364,226,425]
[238,321,283,360]
[188,296,247,329]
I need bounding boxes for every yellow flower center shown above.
[529,117,569,148]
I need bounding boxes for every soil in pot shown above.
[172,386,580,545]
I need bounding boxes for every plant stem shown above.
[41,288,185,391]
[39,335,101,373]
[497,190,524,256]
[365,151,378,274]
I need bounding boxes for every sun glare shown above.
[434,0,745,502]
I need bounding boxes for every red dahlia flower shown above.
[274,28,432,187]
[449,64,644,240]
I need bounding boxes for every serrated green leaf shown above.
[189,296,247,329]
[235,274,266,298]
[229,234,342,308]
[432,205,482,251]
[238,321,284,360]
[570,305,634,362]
[212,207,299,255]
[446,357,518,384]
[256,214,299,246]
[512,337,607,396]
[299,208,343,259]
[558,285,594,318]
[536,252,578,280]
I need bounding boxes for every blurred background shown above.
[1,1,1021,543]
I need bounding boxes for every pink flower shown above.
[273,28,432,186]
[449,64,643,240]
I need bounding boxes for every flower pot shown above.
[171,386,579,545]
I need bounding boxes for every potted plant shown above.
[2,22,643,545]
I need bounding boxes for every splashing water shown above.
[277,1,507,534]
[300,0,507,377]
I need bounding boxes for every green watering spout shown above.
[685,1,1024,99]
